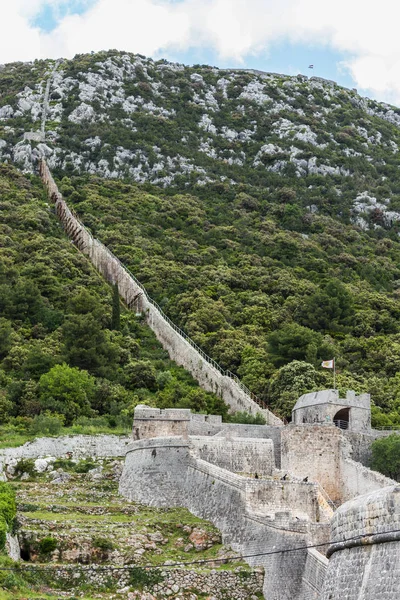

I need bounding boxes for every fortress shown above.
[36,159,400,599]
[119,394,400,600]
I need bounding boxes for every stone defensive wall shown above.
[344,428,400,466]
[0,434,129,474]
[299,549,329,600]
[119,405,400,599]
[340,457,395,503]
[119,434,330,600]
[321,485,400,599]
[281,425,396,506]
[133,406,283,466]
[38,159,282,426]
[189,437,275,476]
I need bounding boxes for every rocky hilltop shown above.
[2,51,400,229]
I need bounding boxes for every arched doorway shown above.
[333,408,350,430]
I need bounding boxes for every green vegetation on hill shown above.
[4,51,400,423]
[371,434,400,480]
[59,171,400,424]
[0,165,228,434]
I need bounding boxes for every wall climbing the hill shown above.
[38,159,282,425]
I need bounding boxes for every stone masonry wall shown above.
[0,435,129,473]
[133,407,283,467]
[40,565,264,598]
[38,159,282,426]
[340,457,396,502]
[281,425,342,502]
[299,549,329,600]
[321,485,400,600]
[280,425,396,506]
[189,437,275,475]
[132,407,192,440]
[119,436,329,600]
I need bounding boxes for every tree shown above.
[298,280,354,332]
[62,290,119,376]
[111,284,121,331]
[371,434,400,481]
[0,319,12,359]
[125,360,158,391]
[267,360,322,419]
[38,363,95,425]
[268,323,325,367]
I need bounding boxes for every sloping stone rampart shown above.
[340,457,395,502]
[38,159,282,426]
[299,549,329,600]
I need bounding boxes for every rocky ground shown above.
[6,457,263,600]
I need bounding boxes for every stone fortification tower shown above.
[321,485,400,599]
[291,389,371,432]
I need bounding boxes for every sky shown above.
[1,0,400,106]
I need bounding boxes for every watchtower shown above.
[291,389,371,432]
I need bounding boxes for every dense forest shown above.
[3,51,400,425]
[0,165,228,443]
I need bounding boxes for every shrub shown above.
[39,536,58,554]
[371,434,400,480]
[128,566,164,589]
[14,458,35,478]
[74,459,97,473]
[226,411,266,425]
[29,412,64,435]
[0,484,16,550]
[93,537,114,551]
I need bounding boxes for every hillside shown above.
[6,456,260,599]
[0,164,227,441]
[2,51,400,422]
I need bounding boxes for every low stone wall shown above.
[190,437,275,475]
[0,435,130,471]
[37,565,264,598]
[119,436,327,600]
[244,479,319,521]
[340,457,396,502]
[191,423,282,468]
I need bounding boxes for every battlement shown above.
[132,405,225,440]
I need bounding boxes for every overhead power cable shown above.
[2,527,400,574]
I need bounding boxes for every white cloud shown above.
[2,0,400,104]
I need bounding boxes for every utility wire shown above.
[4,527,400,574]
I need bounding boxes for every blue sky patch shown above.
[32,0,97,32]
[159,42,357,93]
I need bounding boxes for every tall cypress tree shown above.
[111,283,121,331]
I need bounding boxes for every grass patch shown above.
[0,425,129,450]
